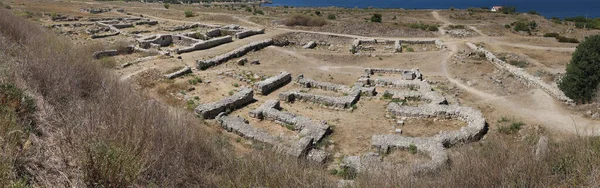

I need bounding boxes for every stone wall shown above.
[176,36,233,54]
[278,90,360,110]
[196,39,274,70]
[466,43,573,103]
[194,88,254,119]
[217,114,314,158]
[206,28,221,38]
[253,72,292,95]
[137,34,173,48]
[164,66,192,79]
[249,100,330,144]
[350,39,445,54]
[235,29,265,39]
[92,46,134,59]
[296,75,376,96]
[364,68,423,80]
[172,35,201,46]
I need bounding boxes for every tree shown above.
[371,14,382,23]
[559,35,600,103]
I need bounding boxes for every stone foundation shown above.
[253,72,292,95]
[235,29,265,39]
[196,39,274,70]
[466,43,572,103]
[194,88,254,119]
[164,66,192,79]
[176,36,233,54]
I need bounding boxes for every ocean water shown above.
[265,0,600,19]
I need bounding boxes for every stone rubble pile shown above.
[466,43,572,103]
[196,39,274,70]
[194,88,255,119]
[92,46,134,59]
[278,90,360,110]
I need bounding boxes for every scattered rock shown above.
[302,41,317,49]
[535,136,548,160]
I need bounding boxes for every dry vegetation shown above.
[284,14,327,27]
[2,3,600,187]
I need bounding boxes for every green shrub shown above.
[508,60,529,68]
[544,33,560,37]
[528,10,539,15]
[427,25,439,31]
[501,6,517,14]
[188,77,202,85]
[504,24,511,28]
[370,13,382,23]
[559,35,600,103]
[245,7,252,12]
[163,3,170,9]
[254,10,264,15]
[336,166,357,180]
[327,14,336,20]
[498,121,524,134]
[184,10,194,17]
[406,47,414,52]
[228,90,234,96]
[556,36,579,43]
[232,83,239,87]
[513,22,530,32]
[382,92,393,100]
[408,144,417,154]
[315,10,321,16]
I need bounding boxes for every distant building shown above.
[491,6,503,12]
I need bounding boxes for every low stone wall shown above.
[364,68,423,80]
[217,114,313,158]
[253,72,292,95]
[111,23,134,29]
[379,79,447,105]
[164,66,192,79]
[206,28,221,38]
[138,34,173,48]
[371,135,448,172]
[296,75,376,96]
[249,100,330,143]
[135,20,158,25]
[466,43,573,103]
[196,39,274,70]
[163,23,200,32]
[235,29,265,39]
[386,103,487,146]
[92,46,134,59]
[172,35,201,46]
[350,39,445,54]
[176,36,233,54]
[194,88,254,119]
[279,90,360,110]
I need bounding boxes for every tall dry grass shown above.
[2,6,600,188]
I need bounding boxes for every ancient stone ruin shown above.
[253,72,292,95]
[176,35,233,54]
[92,46,134,59]
[164,66,192,79]
[235,29,265,39]
[194,87,255,119]
[196,39,274,70]
[350,39,446,54]
[466,43,573,103]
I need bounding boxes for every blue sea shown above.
[265,0,600,19]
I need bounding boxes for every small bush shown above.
[184,10,194,17]
[232,83,239,87]
[509,60,529,68]
[498,121,524,134]
[163,3,170,9]
[544,33,560,38]
[315,10,321,16]
[504,24,511,28]
[408,144,417,154]
[254,10,264,15]
[336,166,357,180]
[406,47,414,52]
[188,77,202,85]
[283,14,327,27]
[371,13,382,23]
[382,92,393,100]
[427,25,439,31]
[327,14,336,20]
[245,7,252,12]
[556,36,579,43]
[228,90,234,96]
[528,10,539,15]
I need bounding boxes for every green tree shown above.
[559,35,600,103]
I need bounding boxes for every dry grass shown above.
[283,14,327,27]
